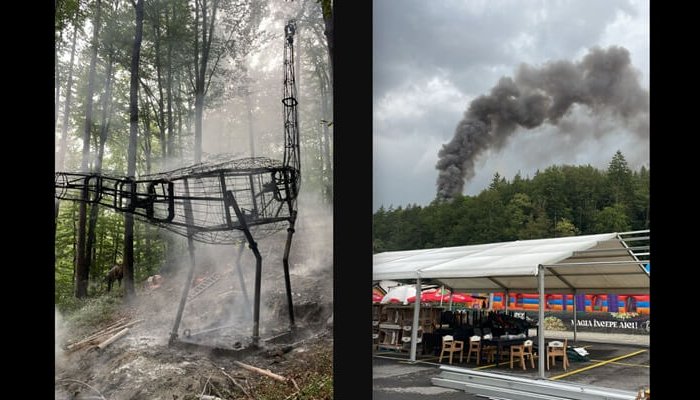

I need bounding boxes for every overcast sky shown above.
[373,0,649,211]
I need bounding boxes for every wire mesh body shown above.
[55,156,299,244]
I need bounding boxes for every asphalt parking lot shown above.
[373,340,649,399]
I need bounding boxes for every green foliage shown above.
[554,218,579,237]
[373,152,649,252]
[59,292,123,338]
[593,204,631,233]
[607,150,634,205]
[519,211,551,240]
[55,0,84,34]
[55,202,167,307]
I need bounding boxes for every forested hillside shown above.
[373,151,648,253]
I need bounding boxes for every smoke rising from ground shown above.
[55,308,68,370]
[436,46,649,201]
[127,190,331,347]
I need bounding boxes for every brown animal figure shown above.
[106,264,124,292]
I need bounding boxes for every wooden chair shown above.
[465,335,482,365]
[483,345,498,363]
[439,335,464,365]
[510,340,536,370]
[523,339,536,369]
[510,344,527,370]
[547,339,569,371]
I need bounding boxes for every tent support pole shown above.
[504,289,509,312]
[538,264,546,379]
[573,292,578,344]
[448,286,454,311]
[410,276,421,362]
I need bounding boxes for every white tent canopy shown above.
[372,230,649,378]
[373,231,649,294]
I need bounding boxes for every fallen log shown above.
[97,316,129,332]
[66,319,143,351]
[96,328,129,350]
[233,360,288,382]
[86,316,130,335]
[65,317,128,348]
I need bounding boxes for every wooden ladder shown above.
[187,272,222,301]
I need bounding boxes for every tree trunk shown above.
[192,0,220,164]
[313,59,332,204]
[144,223,152,276]
[177,69,184,162]
[142,95,152,175]
[194,92,203,163]
[75,0,102,299]
[86,49,115,286]
[72,203,77,286]
[55,30,61,129]
[113,217,122,265]
[245,85,254,157]
[56,25,78,172]
[124,0,145,298]
[182,78,192,164]
[153,18,167,161]
[321,0,333,86]
[166,2,175,161]
[321,76,332,203]
[55,25,79,239]
[193,0,201,163]
[97,224,107,290]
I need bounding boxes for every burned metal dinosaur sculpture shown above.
[55,20,301,348]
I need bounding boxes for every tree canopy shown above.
[373,151,649,253]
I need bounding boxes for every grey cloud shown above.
[373,0,636,101]
[373,0,647,210]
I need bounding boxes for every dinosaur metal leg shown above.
[282,211,297,330]
[235,242,253,320]
[169,178,198,346]
[169,235,197,346]
[226,190,263,346]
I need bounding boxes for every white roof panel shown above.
[373,232,649,292]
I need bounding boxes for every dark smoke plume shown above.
[436,46,649,201]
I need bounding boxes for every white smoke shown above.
[55,307,67,371]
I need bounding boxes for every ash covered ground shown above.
[56,197,333,400]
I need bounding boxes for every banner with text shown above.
[515,311,649,335]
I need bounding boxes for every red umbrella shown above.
[406,288,451,303]
[448,293,475,304]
